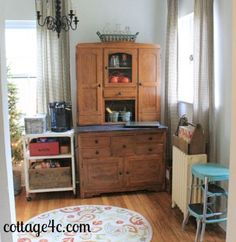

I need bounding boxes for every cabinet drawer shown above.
[135,143,163,155]
[104,88,136,98]
[81,148,111,158]
[111,136,135,156]
[136,133,164,143]
[80,136,110,148]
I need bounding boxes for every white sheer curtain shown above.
[36,0,71,113]
[193,0,215,162]
[164,0,179,160]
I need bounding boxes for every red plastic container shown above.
[29,142,59,156]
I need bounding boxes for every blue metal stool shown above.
[182,163,229,242]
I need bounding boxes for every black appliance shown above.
[49,102,72,132]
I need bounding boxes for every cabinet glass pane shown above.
[108,53,132,84]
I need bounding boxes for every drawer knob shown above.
[95,151,99,155]
[119,172,123,176]
[149,148,153,152]
[149,137,153,140]
[123,144,127,148]
[95,140,98,144]
[117,92,122,96]
[126,171,130,175]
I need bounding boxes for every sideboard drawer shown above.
[136,133,164,143]
[81,148,111,158]
[80,136,110,148]
[111,136,135,156]
[104,88,136,98]
[135,143,164,155]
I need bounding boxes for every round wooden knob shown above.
[123,144,126,148]
[149,137,153,140]
[96,151,99,155]
[149,148,153,152]
[95,140,98,144]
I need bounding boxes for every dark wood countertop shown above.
[77,124,167,133]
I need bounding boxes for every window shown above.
[5,20,37,118]
[178,13,194,103]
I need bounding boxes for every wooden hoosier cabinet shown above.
[76,42,166,198]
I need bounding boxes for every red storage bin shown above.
[29,142,59,156]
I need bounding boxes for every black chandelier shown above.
[36,0,79,38]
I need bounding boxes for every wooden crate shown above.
[29,167,71,189]
[173,124,206,155]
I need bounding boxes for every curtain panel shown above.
[193,0,216,162]
[164,0,179,162]
[36,0,71,114]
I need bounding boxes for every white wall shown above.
[5,0,35,20]
[179,0,194,17]
[214,0,232,167]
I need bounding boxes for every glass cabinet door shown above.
[104,49,137,87]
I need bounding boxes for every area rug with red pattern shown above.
[17,205,152,242]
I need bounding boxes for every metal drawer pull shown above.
[95,151,99,155]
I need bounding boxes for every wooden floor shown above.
[15,190,226,242]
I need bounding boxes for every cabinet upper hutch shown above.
[76,42,161,125]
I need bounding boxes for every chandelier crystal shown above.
[36,0,79,38]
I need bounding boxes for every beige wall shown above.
[226,0,236,240]
[0,0,16,241]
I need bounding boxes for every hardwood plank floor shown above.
[15,191,226,242]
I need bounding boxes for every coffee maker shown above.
[49,102,72,132]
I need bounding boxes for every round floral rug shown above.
[17,205,152,242]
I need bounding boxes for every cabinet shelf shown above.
[27,154,73,160]
[108,67,132,70]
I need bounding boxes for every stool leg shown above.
[195,219,201,242]
[200,177,208,242]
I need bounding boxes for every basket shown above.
[29,167,71,189]
[24,114,47,134]
[97,31,139,42]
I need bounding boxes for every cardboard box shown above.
[29,142,59,156]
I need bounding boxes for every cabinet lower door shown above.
[125,155,164,189]
[82,157,123,192]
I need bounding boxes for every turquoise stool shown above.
[182,163,229,242]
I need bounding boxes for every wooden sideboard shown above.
[77,126,167,198]
[76,42,161,125]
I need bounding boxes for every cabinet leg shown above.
[171,201,176,208]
